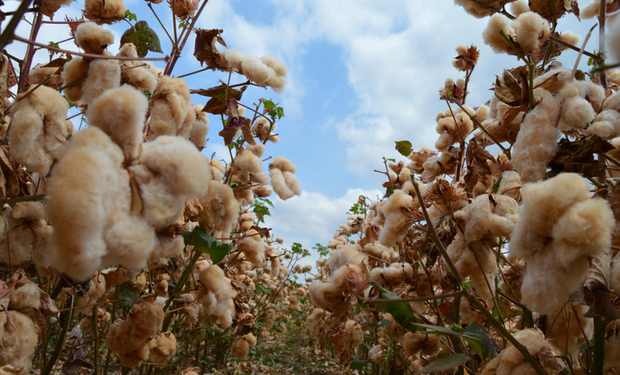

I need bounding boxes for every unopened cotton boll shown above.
[87,85,147,161]
[9,85,70,175]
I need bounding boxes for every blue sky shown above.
[3,0,603,264]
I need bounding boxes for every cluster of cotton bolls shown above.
[220,49,287,92]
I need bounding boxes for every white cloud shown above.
[264,187,382,241]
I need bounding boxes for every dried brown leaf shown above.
[330,326,354,366]
[193,29,229,70]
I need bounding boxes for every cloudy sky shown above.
[4,0,602,264]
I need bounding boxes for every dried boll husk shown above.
[9,85,70,176]
[118,43,158,92]
[546,305,592,360]
[512,88,561,183]
[378,189,417,248]
[8,282,41,311]
[511,173,615,315]
[252,117,277,142]
[84,0,126,20]
[48,126,157,282]
[75,22,114,55]
[148,332,177,365]
[604,320,620,374]
[0,202,50,266]
[497,170,522,200]
[29,64,63,89]
[481,329,564,375]
[403,332,441,357]
[87,85,147,162]
[130,136,212,230]
[0,311,38,375]
[150,76,195,140]
[198,180,239,238]
[269,156,301,200]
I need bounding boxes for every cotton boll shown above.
[378,190,416,248]
[75,275,106,314]
[29,64,63,89]
[327,245,366,271]
[512,12,550,55]
[61,56,89,103]
[87,85,147,161]
[269,156,301,200]
[150,76,194,140]
[454,0,513,18]
[189,105,208,150]
[403,332,441,357]
[589,110,620,139]
[604,320,620,374]
[118,44,158,92]
[498,170,522,199]
[0,311,37,375]
[0,202,50,265]
[558,96,596,131]
[609,13,620,63]
[232,337,250,359]
[455,240,498,303]
[546,305,592,359]
[455,194,520,242]
[130,136,212,229]
[221,48,246,71]
[483,14,513,54]
[509,0,529,16]
[49,127,153,281]
[84,0,126,20]
[8,282,41,311]
[308,280,342,312]
[238,229,266,267]
[81,56,121,106]
[75,22,114,55]
[552,198,614,268]
[198,180,239,237]
[346,320,364,348]
[148,332,177,365]
[512,88,561,183]
[9,85,70,175]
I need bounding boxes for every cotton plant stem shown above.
[599,0,608,89]
[593,316,605,375]
[41,296,77,375]
[164,0,209,75]
[18,11,42,91]
[409,174,546,375]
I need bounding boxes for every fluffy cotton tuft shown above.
[150,76,196,140]
[84,0,126,20]
[221,49,287,92]
[269,156,301,200]
[75,22,114,55]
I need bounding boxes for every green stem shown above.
[162,245,203,330]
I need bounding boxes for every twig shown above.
[599,0,608,89]
[12,35,169,61]
[571,24,597,82]
[0,0,34,49]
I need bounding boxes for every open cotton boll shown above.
[551,198,614,268]
[48,127,156,282]
[378,190,416,248]
[512,88,560,183]
[75,275,106,314]
[81,55,121,106]
[29,64,63,89]
[84,0,126,20]
[238,229,266,266]
[455,194,520,242]
[130,136,212,229]
[546,305,592,359]
[87,85,147,161]
[148,332,177,365]
[198,265,236,327]
[220,48,246,71]
[234,144,267,183]
[497,170,522,199]
[327,244,366,272]
[61,56,89,103]
[512,12,550,55]
[269,156,301,200]
[0,311,37,375]
[118,43,158,92]
[0,202,49,265]
[588,91,620,139]
[308,280,343,312]
[509,0,529,15]
[454,0,516,18]
[198,180,239,237]
[75,22,114,55]
[448,234,498,303]
[9,85,70,176]
[482,14,513,54]
[189,105,208,150]
[150,76,194,140]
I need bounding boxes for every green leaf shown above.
[255,283,271,294]
[182,226,231,264]
[395,140,413,157]
[349,357,370,370]
[263,100,275,109]
[120,20,163,57]
[369,281,418,332]
[421,353,470,374]
[124,9,137,22]
[492,176,503,193]
[118,281,140,308]
[291,242,304,255]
